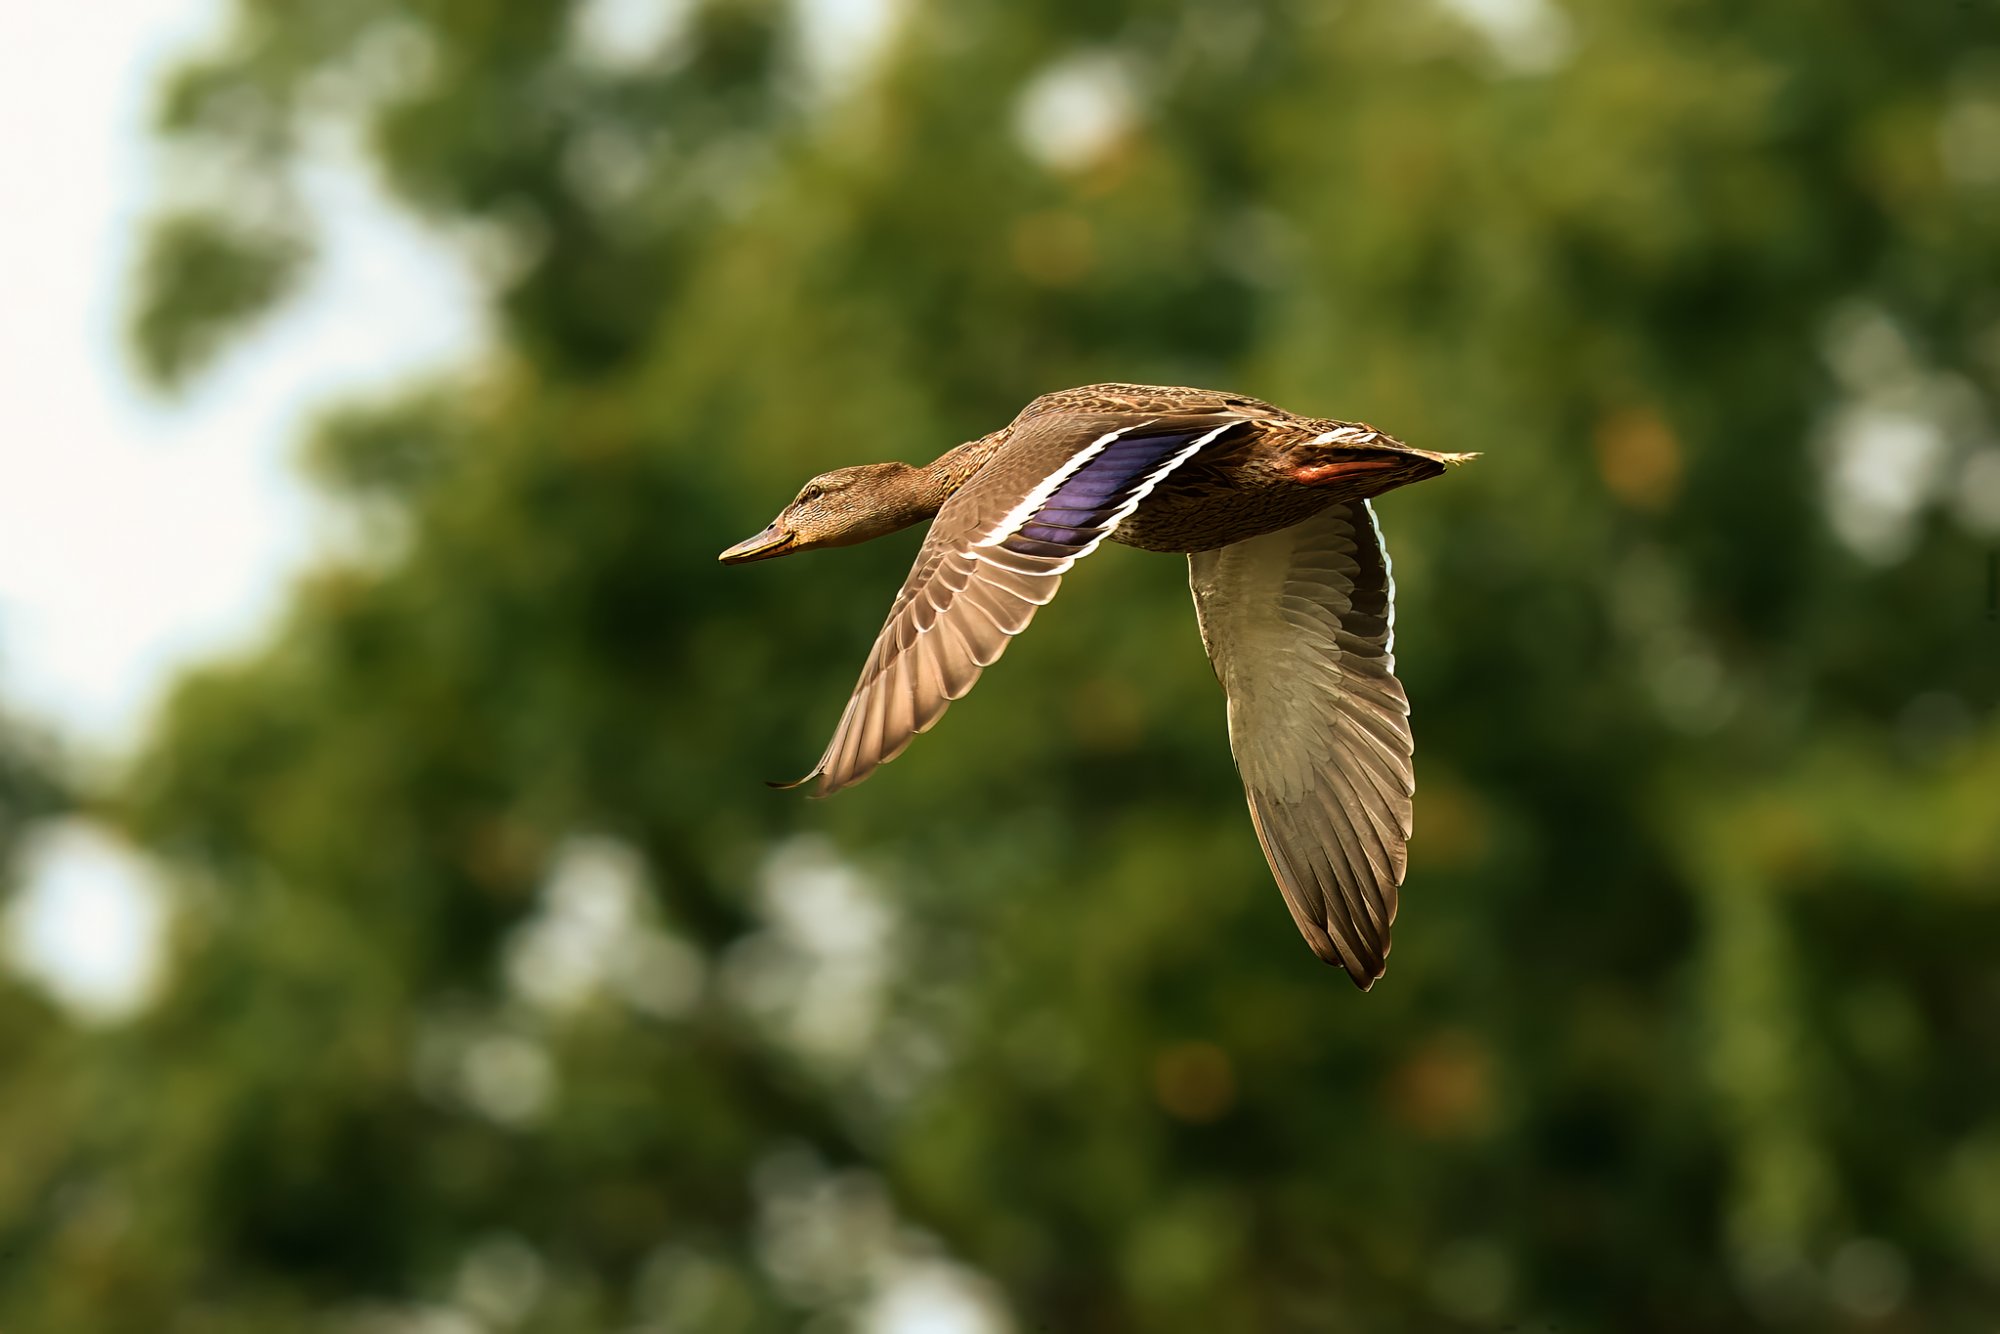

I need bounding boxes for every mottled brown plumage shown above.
[720,383,1474,988]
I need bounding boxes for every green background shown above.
[4,0,1999,1328]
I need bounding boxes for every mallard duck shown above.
[721,383,1473,988]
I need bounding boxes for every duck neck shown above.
[849,432,1006,539]
[876,461,956,530]
[927,429,1009,500]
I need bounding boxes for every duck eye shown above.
[800,486,824,504]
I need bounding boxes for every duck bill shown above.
[718,522,797,564]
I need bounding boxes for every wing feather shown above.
[791,412,1247,794]
[1188,500,1416,989]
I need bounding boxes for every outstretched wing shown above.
[792,412,1249,796]
[1188,501,1414,989]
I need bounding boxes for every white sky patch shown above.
[1820,407,1950,565]
[454,1233,547,1328]
[459,1032,556,1126]
[1816,304,1991,562]
[752,1147,1015,1331]
[0,0,483,761]
[793,0,903,102]
[571,0,696,71]
[4,819,170,1021]
[412,1009,558,1128]
[864,1259,1014,1334]
[1433,0,1575,75]
[503,835,705,1019]
[1014,52,1139,172]
[723,835,895,1067]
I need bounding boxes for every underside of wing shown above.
[1188,500,1414,988]
[794,413,1249,796]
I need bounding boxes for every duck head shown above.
[718,462,945,564]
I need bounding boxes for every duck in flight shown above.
[720,383,1474,988]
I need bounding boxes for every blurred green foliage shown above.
[4,0,1999,1329]
[131,213,308,389]
[0,712,64,866]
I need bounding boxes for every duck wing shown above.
[790,411,1250,796]
[1187,500,1414,989]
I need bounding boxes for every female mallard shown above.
[720,383,1473,988]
